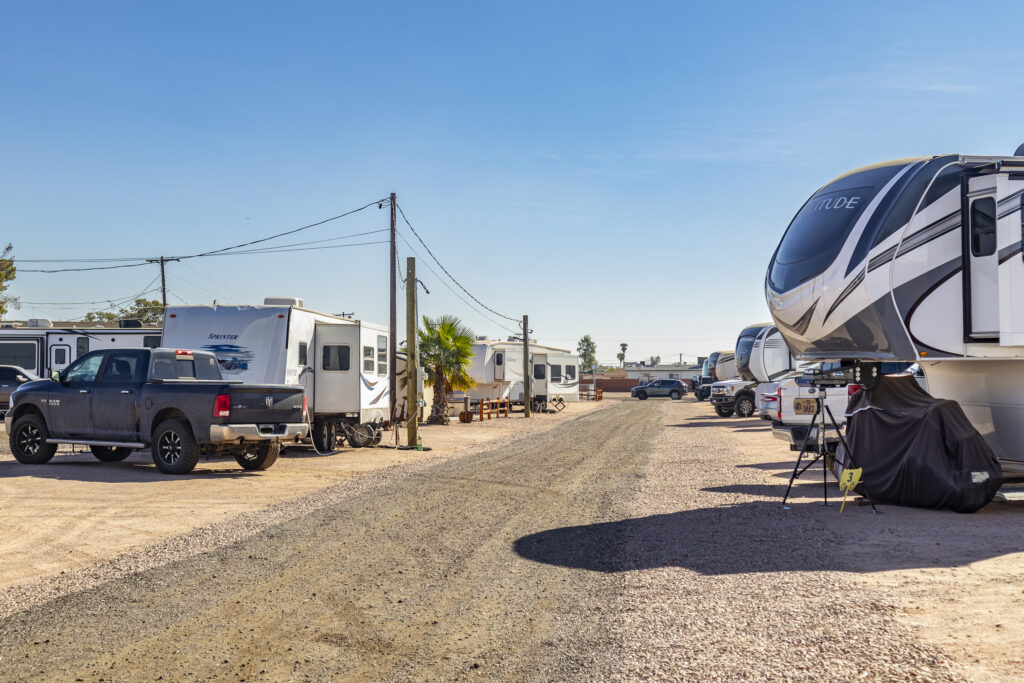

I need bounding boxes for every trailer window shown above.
[971,197,996,257]
[76,337,90,357]
[0,342,37,372]
[377,335,387,376]
[363,346,374,373]
[324,345,351,372]
[495,352,503,366]
[534,364,545,380]
[53,347,67,365]
[566,365,576,380]
[551,365,562,381]
[298,342,308,366]
[143,336,160,349]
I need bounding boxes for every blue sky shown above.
[3,1,1024,365]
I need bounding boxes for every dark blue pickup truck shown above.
[4,348,309,474]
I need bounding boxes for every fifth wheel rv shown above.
[766,151,1024,474]
[162,299,390,451]
[0,320,161,379]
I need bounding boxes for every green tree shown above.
[0,243,16,318]
[576,334,597,372]
[648,355,661,366]
[84,298,164,325]
[418,314,477,425]
[617,342,628,367]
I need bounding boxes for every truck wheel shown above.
[636,391,648,401]
[735,395,756,418]
[90,446,133,462]
[347,423,374,448]
[371,426,383,446]
[670,390,681,400]
[714,405,735,418]
[10,414,58,464]
[234,442,281,471]
[151,419,200,475]
[311,420,337,452]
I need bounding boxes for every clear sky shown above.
[3,1,1024,365]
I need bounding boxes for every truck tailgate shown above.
[228,386,304,423]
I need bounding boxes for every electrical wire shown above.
[394,201,520,324]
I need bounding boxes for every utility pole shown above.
[523,314,531,418]
[406,257,418,448]
[389,192,398,422]
[146,256,180,308]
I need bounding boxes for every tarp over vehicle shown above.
[836,375,1002,513]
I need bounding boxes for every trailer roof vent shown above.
[118,318,143,328]
[28,318,53,328]
[1,323,17,329]
[263,297,303,307]
[1015,142,1024,157]
[477,335,490,341]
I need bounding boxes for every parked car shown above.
[631,379,687,400]
[5,348,309,474]
[0,365,39,409]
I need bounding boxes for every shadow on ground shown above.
[0,454,256,482]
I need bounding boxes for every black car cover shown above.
[835,375,1002,513]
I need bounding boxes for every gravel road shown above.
[0,398,973,681]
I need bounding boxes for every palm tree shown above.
[418,314,477,424]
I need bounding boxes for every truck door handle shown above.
[79,389,91,394]
[120,389,133,395]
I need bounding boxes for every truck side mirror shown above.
[50,370,61,382]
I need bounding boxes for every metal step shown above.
[46,439,146,449]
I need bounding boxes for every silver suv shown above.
[631,379,687,400]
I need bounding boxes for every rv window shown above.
[363,346,374,372]
[534,364,545,380]
[298,342,308,366]
[324,345,351,372]
[53,347,67,365]
[495,352,503,366]
[143,336,160,349]
[377,335,387,376]
[565,365,576,380]
[76,337,90,357]
[551,365,562,381]
[0,342,37,372]
[971,197,996,257]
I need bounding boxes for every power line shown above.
[394,201,519,324]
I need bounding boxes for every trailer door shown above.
[964,175,999,339]
[313,323,357,416]
[50,344,71,373]
[493,350,505,380]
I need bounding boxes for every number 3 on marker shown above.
[839,468,863,513]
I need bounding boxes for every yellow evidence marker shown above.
[839,467,863,513]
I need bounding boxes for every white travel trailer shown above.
[531,350,580,404]
[162,298,390,449]
[711,350,737,382]
[765,152,1024,473]
[0,320,161,378]
[463,339,526,402]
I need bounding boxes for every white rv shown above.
[711,325,774,417]
[766,152,1024,474]
[464,338,526,402]
[531,350,580,404]
[162,298,390,450]
[712,350,737,382]
[0,320,161,378]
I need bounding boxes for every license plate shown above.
[793,398,819,415]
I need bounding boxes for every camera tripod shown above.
[781,385,877,513]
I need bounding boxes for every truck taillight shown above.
[302,394,307,419]
[848,384,862,396]
[777,387,782,421]
[214,393,231,418]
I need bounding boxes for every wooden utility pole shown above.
[389,192,398,421]
[146,256,180,307]
[406,257,419,448]
[523,314,531,417]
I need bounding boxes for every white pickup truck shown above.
[770,362,919,451]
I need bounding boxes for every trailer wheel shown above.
[10,414,58,464]
[90,446,133,462]
[636,391,648,401]
[735,395,756,418]
[347,423,375,448]
[371,426,383,446]
[714,404,735,418]
[311,420,337,453]
[234,442,281,471]
[151,419,200,475]
[669,390,681,400]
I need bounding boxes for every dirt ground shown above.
[0,399,608,593]
[1,395,1022,681]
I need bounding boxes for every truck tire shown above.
[714,404,735,418]
[311,420,337,453]
[670,390,681,400]
[90,446,133,462]
[636,391,648,401]
[151,419,200,475]
[234,442,280,471]
[735,394,756,418]
[347,423,374,448]
[10,414,58,465]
